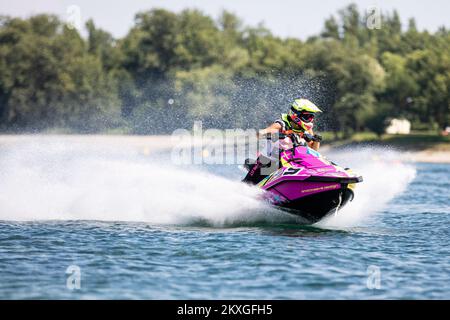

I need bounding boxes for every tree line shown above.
[0,4,448,136]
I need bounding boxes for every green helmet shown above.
[291,98,322,113]
[288,98,322,131]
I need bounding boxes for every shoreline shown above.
[399,150,450,164]
[0,134,449,164]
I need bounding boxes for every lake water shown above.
[0,138,449,299]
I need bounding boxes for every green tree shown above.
[0,15,120,132]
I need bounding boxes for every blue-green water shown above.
[0,141,449,299]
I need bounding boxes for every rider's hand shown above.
[313,134,323,142]
[303,132,314,142]
[303,133,323,143]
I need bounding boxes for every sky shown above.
[0,0,448,39]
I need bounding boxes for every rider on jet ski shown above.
[258,98,323,151]
[244,98,323,184]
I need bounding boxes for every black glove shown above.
[303,133,322,143]
[313,134,323,142]
[303,132,314,142]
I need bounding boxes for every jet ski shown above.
[243,132,363,224]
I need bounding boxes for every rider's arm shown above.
[309,140,320,151]
[307,129,320,151]
[257,123,282,138]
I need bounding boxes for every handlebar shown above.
[264,131,322,143]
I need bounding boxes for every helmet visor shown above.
[299,113,315,123]
[291,108,315,123]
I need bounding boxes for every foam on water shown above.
[0,139,284,225]
[0,139,416,227]
[317,147,417,228]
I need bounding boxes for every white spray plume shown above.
[0,139,416,228]
[317,147,416,228]
[0,138,280,226]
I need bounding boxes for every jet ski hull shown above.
[268,186,354,223]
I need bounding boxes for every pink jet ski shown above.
[243,132,363,223]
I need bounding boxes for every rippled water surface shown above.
[0,139,449,299]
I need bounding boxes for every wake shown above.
[0,138,282,225]
[317,147,416,228]
[0,137,416,228]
